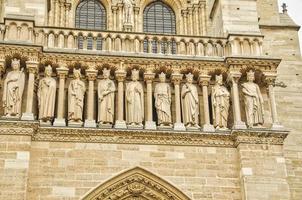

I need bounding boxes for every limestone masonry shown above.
[0,0,301,199]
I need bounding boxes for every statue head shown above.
[247,70,255,82]
[103,68,110,79]
[159,72,166,83]
[73,68,82,79]
[131,69,139,81]
[215,75,223,85]
[186,73,194,84]
[11,59,21,71]
[45,65,53,77]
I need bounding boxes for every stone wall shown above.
[27,141,241,200]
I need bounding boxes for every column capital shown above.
[227,71,242,84]
[56,67,69,78]
[112,5,118,12]
[86,69,98,81]
[171,73,183,85]
[115,69,127,82]
[134,7,140,14]
[144,72,155,83]
[263,73,277,85]
[198,74,211,86]
[26,61,39,74]
[181,10,188,17]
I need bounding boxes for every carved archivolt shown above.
[81,167,191,200]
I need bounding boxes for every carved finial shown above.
[282,3,288,14]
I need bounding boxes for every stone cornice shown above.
[0,120,288,147]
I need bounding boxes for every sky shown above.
[278,0,302,49]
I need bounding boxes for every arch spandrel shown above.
[81,167,191,200]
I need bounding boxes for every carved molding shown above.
[81,167,192,200]
[0,121,288,147]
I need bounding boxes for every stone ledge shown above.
[0,120,289,147]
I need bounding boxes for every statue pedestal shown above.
[203,124,215,132]
[53,118,66,127]
[98,123,113,129]
[114,120,127,129]
[40,120,52,127]
[271,122,285,131]
[232,121,247,129]
[128,124,144,130]
[174,123,186,131]
[21,113,35,121]
[145,121,157,130]
[186,126,201,132]
[84,120,97,128]
[158,124,173,131]
[68,121,83,128]
[123,23,133,32]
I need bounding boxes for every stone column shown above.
[228,72,247,129]
[193,5,200,35]
[144,71,156,130]
[21,61,38,121]
[117,3,123,31]
[201,4,206,35]
[84,69,98,128]
[65,3,71,27]
[188,8,193,35]
[199,74,215,132]
[171,72,186,131]
[60,1,65,27]
[112,6,118,31]
[54,0,60,26]
[134,7,140,32]
[53,66,69,127]
[265,74,284,130]
[182,10,188,35]
[114,67,127,129]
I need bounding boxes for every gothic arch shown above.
[81,167,192,200]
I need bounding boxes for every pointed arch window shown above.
[143,1,176,34]
[143,2,177,54]
[75,0,107,30]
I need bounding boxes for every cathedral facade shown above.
[0,0,301,199]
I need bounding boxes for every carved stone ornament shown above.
[81,167,191,200]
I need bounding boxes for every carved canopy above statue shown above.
[81,167,191,200]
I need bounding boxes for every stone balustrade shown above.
[0,19,264,57]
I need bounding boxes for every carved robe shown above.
[211,84,230,129]
[68,79,86,121]
[181,83,199,126]
[154,82,172,125]
[98,79,116,124]
[2,69,25,117]
[242,82,264,127]
[37,76,56,121]
[126,81,144,124]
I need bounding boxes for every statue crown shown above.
[12,59,20,67]
[186,73,194,79]
[73,68,82,76]
[159,72,166,79]
[103,68,111,75]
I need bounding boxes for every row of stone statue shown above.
[1,59,265,130]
